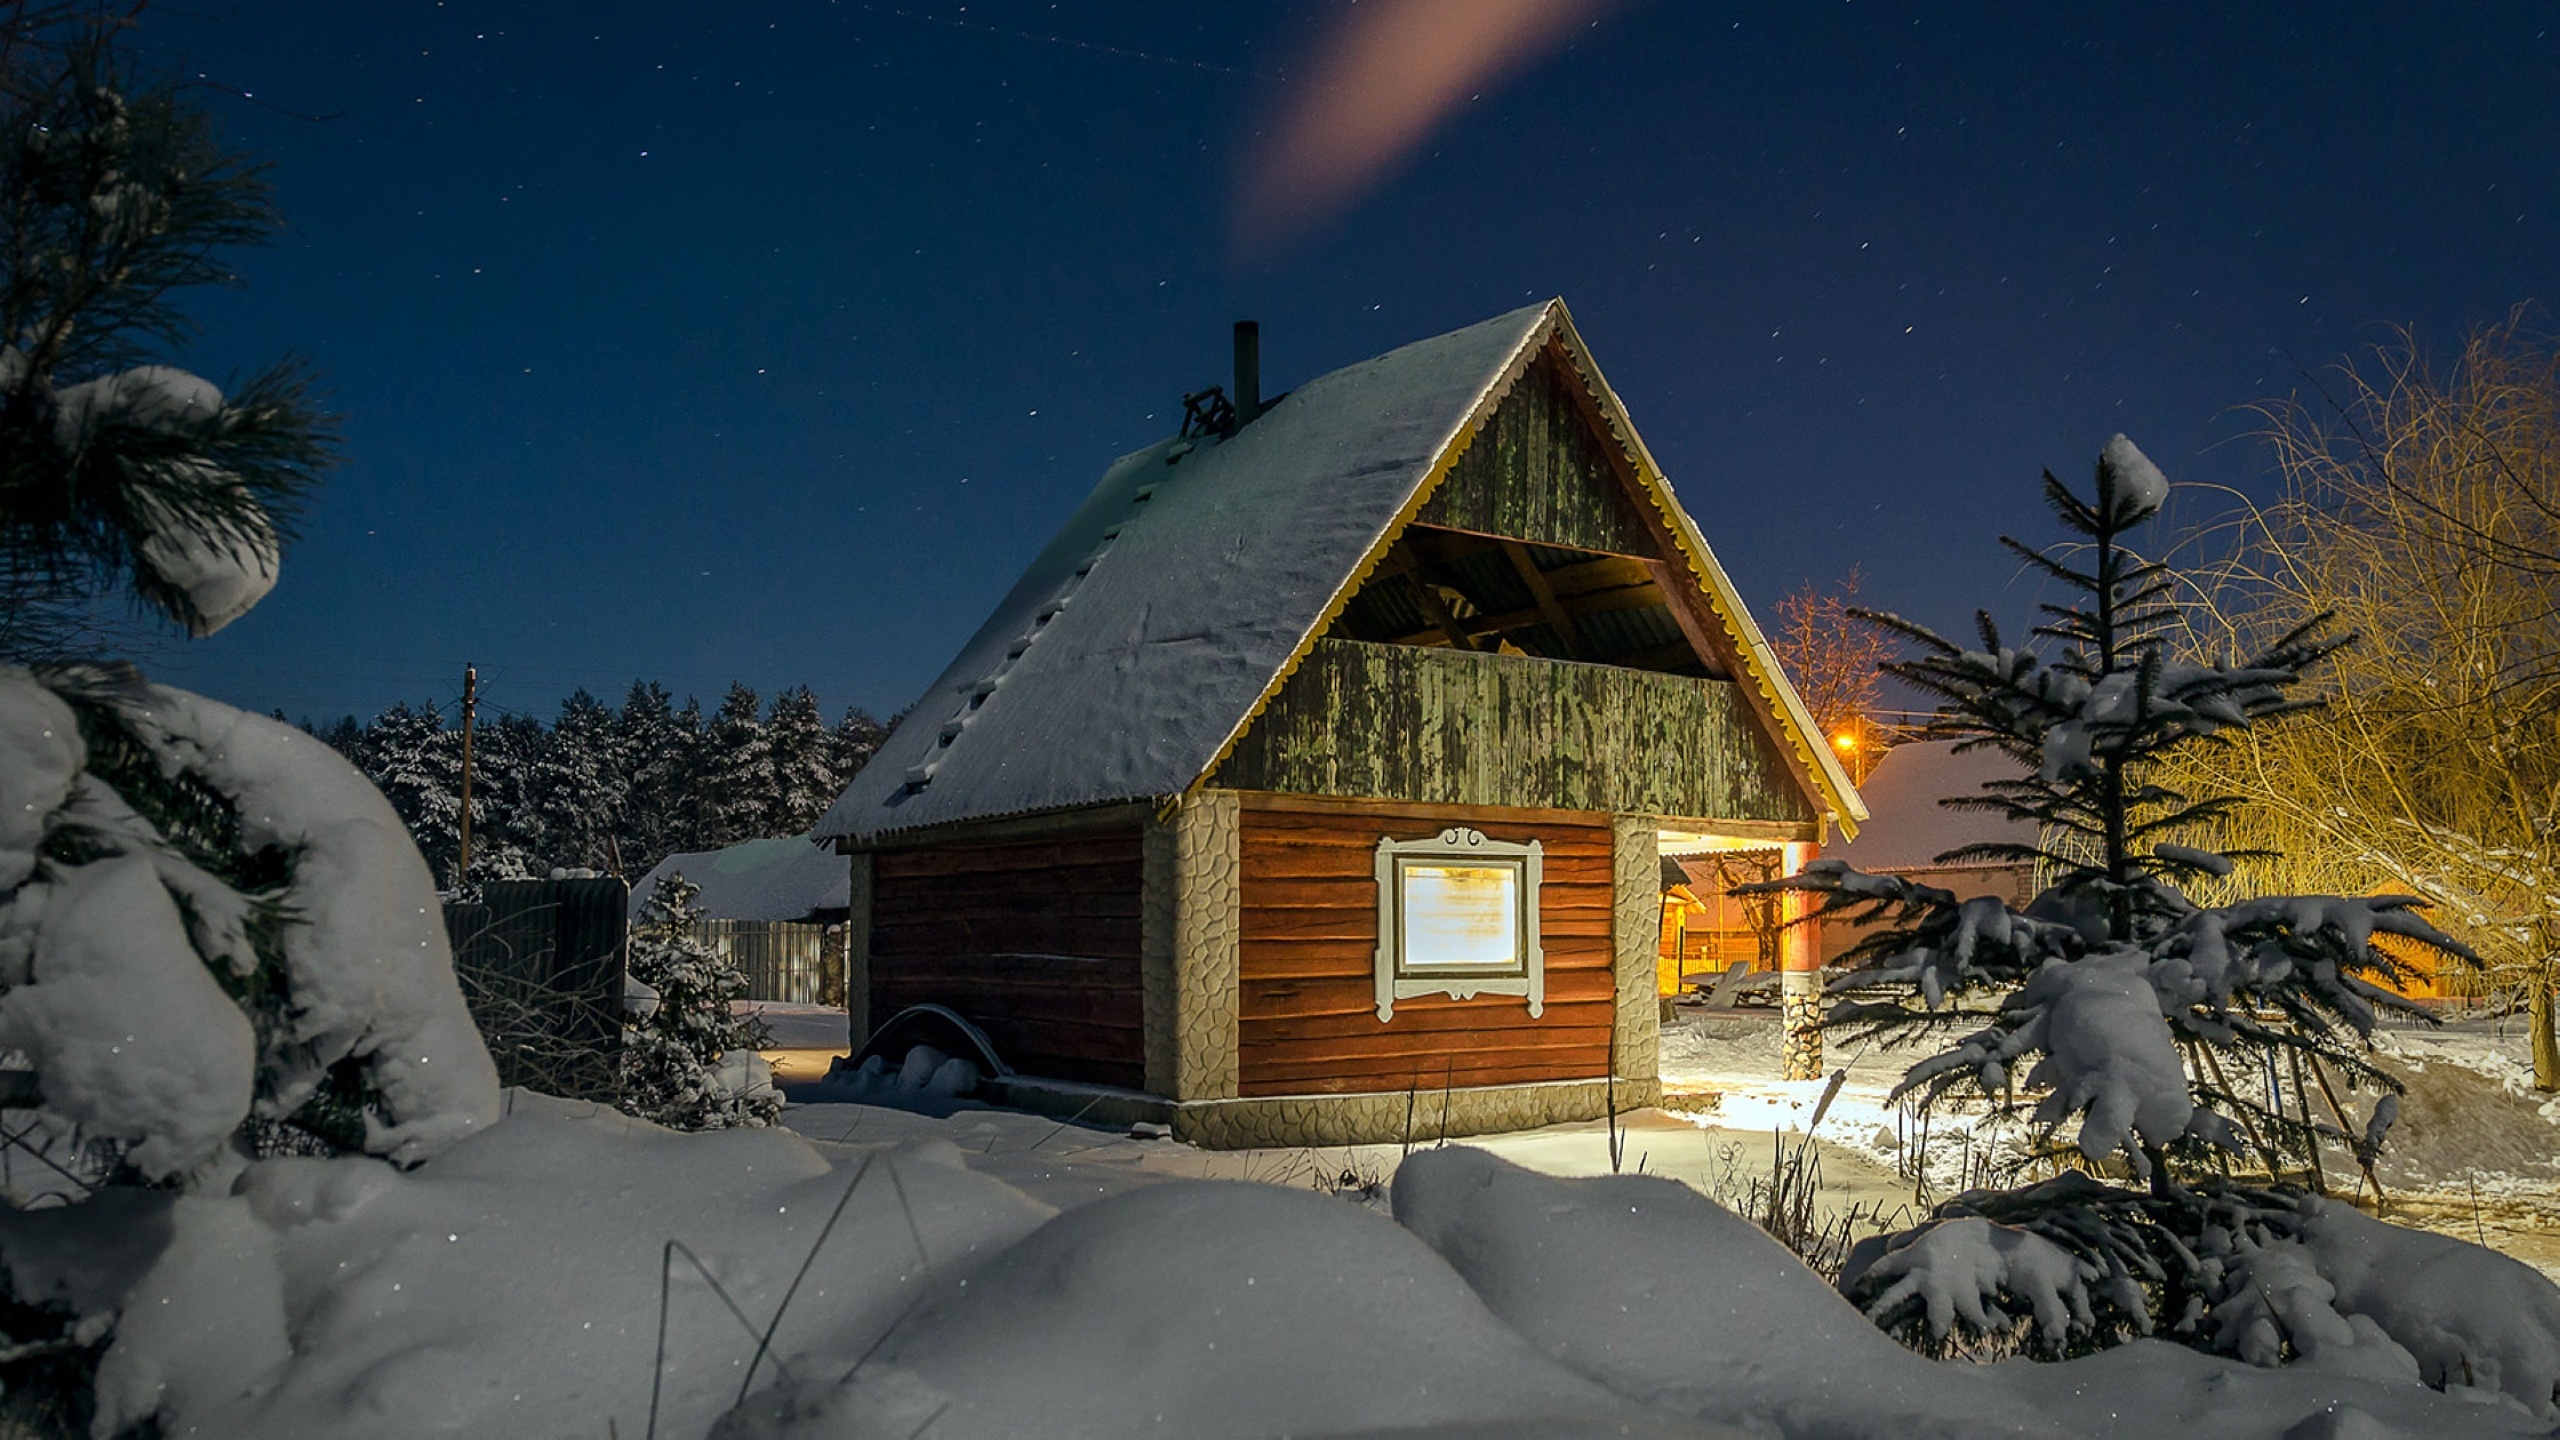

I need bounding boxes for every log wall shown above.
[868,833,1147,1088]
[1235,798,1618,1097]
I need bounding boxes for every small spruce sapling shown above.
[618,873,779,1130]
[1759,436,2479,1362]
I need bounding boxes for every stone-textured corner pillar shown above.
[1609,816,1662,1087]
[845,851,873,1052]
[1779,838,1823,1080]
[1142,790,1241,1101]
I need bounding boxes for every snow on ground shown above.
[61,1004,2551,1437]
[69,1084,2560,1440]
[1654,1005,2560,1280]
[13,1001,2540,1440]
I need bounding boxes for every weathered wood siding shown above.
[1236,799,1616,1096]
[1417,347,1654,555]
[868,834,1146,1087]
[1215,638,1815,824]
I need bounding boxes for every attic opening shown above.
[1328,523,1727,678]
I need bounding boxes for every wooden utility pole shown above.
[458,663,477,882]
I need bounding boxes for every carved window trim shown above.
[1373,827,1544,1021]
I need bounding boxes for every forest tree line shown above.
[318,681,890,888]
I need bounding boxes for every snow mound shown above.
[118,1095,1053,1439]
[2301,1200,2560,1414]
[719,1176,1669,1440]
[1390,1144,2060,1439]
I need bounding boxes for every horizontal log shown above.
[876,845,1141,883]
[1233,999,1597,1030]
[1016,1056,1147,1089]
[873,919,1142,959]
[1240,857,1615,891]
[872,953,1140,987]
[1239,970,1617,1019]
[1239,814,1597,845]
[1238,916,1612,951]
[871,888,1144,922]
[873,984,1142,1029]
[1240,1048,1611,1086]
[1239,1030,1610,1067]
[1238,1061,1603,1097]
[1237,938,1615,980]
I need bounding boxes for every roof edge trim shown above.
[1542,305,1869,837]
[1179,301,1566,801]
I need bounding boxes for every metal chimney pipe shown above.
[1233,320,1262,427]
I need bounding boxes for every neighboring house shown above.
[630,834,852,925]
[631,835,851,1005]
[815,299,1865,1146]
[1817,739,2039,964]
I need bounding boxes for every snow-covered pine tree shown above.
[617,873,778,1130]
[764,684,838,834]
[527,688,623,874]
[1769,436,2481,1362]
[694,682,774,848]
[829,703,888,789]
[615,681,697,871]
[459,710,541,885]
[347,700,463,885]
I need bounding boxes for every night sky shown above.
[118,1,2560,731]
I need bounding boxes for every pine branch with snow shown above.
[0,27,333,657]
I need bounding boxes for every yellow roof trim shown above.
[1183,307,1561,802]
[1541,306,1867,837]
[1184,297,1865,840]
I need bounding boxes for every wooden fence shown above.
[444,878,628,1100]
[690,919,844,1006]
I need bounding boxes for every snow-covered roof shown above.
[817,298,1863,845]
[1829,740,2037,872]
[630,835,849,921]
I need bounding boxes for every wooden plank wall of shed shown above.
[1235,798,1615,1096]
[1416,344,1656,555]
[1216,638,1816,825]
[868,834,1146,1088]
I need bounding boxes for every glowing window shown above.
[1374,828,1543,1021]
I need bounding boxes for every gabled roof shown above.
[631,835,849,921]
[816,298,1865,845]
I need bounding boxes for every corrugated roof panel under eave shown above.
[814,301,1560,847]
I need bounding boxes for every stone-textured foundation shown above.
[1781,969,1823,1080]
[986,1074,1665,1150]
[1173,1076,1665,1150]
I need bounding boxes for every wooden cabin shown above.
[815,300,1865,1146]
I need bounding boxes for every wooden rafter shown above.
[1393,540,1482,652]
[1501,541,1584,659]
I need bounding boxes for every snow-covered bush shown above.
[1753,438,2552,1401]
[618,873,780,1130]
[1,664,503,1178]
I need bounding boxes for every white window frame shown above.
[1373,827,1544,1022]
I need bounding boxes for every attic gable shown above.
[814,298,1865,848]
[1324,345,1725,679]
